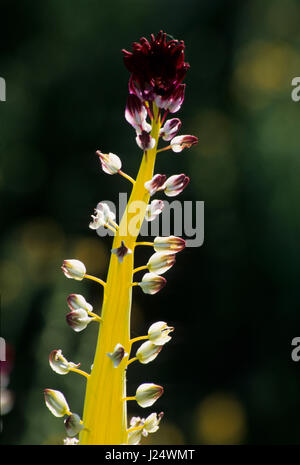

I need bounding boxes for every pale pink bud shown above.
[135,383,164,408]
[49,350,80,375]
[145,200,164,222]
[96,151,122,175]
[125,94,151,134]
[139,272,166,295]
[144,174,167,196]
[163,174,189,197]
[136,130,156,151]
[44,389,70,417]
[64,413,84,437]
[67,294,93,313]
[136,341,162,364]
[148,321,174,345]
[170,135,198,152]
[159,118,182,141]
[155,84,185,113]
[107,343,128,368]
[147,251,176,275]
[153,236,186,253]
[66,308,93,332]
[61,260,86,281]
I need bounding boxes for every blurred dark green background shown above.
[1,0,300,445]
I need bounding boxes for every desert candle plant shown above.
[44,30,198,445]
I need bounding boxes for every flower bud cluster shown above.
[44,30,198,446]
[136,236,186,295]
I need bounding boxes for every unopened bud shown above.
[147,251,176,275]
[61,260,86,281]
[136,130,156,151]
[135,383,164,408]
[148,321,174,345]
[144,174,167,196]
[155,84,185,113]
[163,174,189,197]
[159,118,181,141]
[44,389,70,417]
[96,151,122,175]
[170,135,198,152]
[107,343,128,368]
[153,235,186,253]
[136,341,162,364]
[125,94,151,134]
[64,413,84,437]
[49,350,80,375]
[66,308,93,332]
[139,272,166,295]
[67,294,93,313]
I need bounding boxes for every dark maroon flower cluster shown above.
[122,31,189,112]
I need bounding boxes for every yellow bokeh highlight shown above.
[233,40,300,109]
[72,237,109,276]
[195,392,246,444]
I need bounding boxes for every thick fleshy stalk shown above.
[79,104,161,445]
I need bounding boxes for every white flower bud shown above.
[144,174,167,196]
[44,389,70,417]
[163,174,189,197]
[148,321,174,345]
[145,200,164,222]
[159,118,181,141]
[135,383,164,408]
[170,135,198,152]
[64,413,84,437]
[49,350,80,375]
[147,251,176,275]
[136,341,162,364]
[153,236,186,253]
[107,343,128,368]
[96,151,122,175]
[139,272,166,295]
[66,308,93,332]
[67,294,93,313]
[125,94,150,134]
[61,260,86,281]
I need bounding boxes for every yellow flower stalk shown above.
[44,30,198,445]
